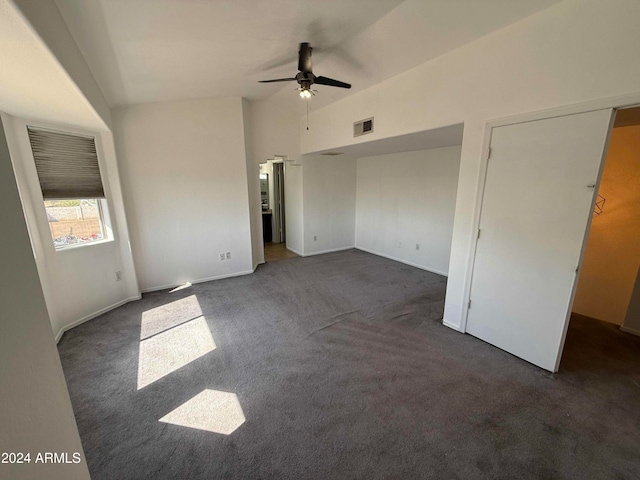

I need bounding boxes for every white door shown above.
[467,110,613,372]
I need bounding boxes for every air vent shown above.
[354,117,374,137]
[321,152,344,156]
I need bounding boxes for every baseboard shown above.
[141,269,255,293]
[354,246,448,277]
[55,295,142,344]
[300,246,355,257]
[56,266,260,341]
[442,318,464,332]
[286,246,304,256]
[253,261,265,271]
[620,325,640,337]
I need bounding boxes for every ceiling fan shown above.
[259,43,351,98]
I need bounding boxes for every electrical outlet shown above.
[397,241,403,248]
[314,235,317,241]
[226,252,231,260]
[115,270,122,281]
[415,244,420,251]
[219,253,225,261]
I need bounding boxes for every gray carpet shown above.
[58,249,640,480]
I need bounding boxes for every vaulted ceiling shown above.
[54,0,562,114]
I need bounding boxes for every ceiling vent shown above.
[321,152,344,156]
[354,117,374,137]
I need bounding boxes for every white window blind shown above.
[27,127,105,199]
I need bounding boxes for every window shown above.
[44,199,106,247]
[27,127,109,249]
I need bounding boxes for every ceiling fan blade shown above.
[315,76,351,89]
[258,78,297,83]
[298,43,313,74]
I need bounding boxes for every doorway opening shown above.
[260,159,298,262]
[466,105,640,373]
[466,109,614,371]
[562,106,640,372]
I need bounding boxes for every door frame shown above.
[467,108,615,372]
[460,93,640,369]
[272,160,285,243]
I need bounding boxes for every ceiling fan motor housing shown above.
[259,42,351,91]
[296,71,314,89]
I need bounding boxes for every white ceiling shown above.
[54,0,562,114]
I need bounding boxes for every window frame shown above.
[45,197,110,251]
[24,124,115,253]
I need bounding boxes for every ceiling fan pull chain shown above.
[307,97,309,131]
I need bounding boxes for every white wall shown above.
[248,96,303,252]
[246,97,301,165]
[300,0,640,331]
[113,97,253,291]
[573,126,640,324]
[355,146,461,275]
[302,155,357,256]
[242,98,264,269]
[3,113,139,340]
[0,0,139,340]
[0,116,90,480]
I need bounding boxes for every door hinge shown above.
[477,229,481,239]
[468,299,472,309]
[485,147,492,161]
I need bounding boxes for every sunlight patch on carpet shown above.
[137,316,215,389]
[140,294,203,339]
[170,282,192,293]
[159,390,246,435]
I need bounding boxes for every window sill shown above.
[54,238,114,252]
